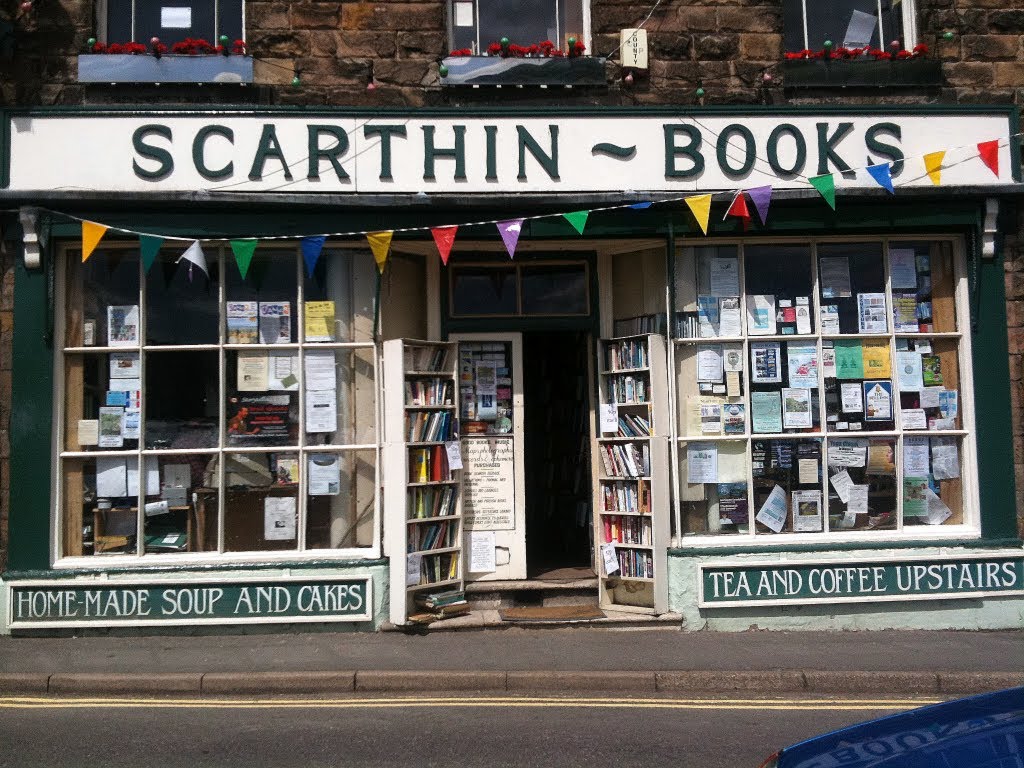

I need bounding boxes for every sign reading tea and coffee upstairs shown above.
[3,111,1016,194]
[7,576,372,628]
[699,554,1024,607]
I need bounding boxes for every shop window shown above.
[782,0,915,51]
[103,0,244,45]
[447,0,586,54]
[58,244,378,561]
[449,261,589,318]
[669,239,973,540]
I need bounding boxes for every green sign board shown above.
[7,576,372,628]
[699,555,1024,607]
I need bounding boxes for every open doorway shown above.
[523,331,593,577]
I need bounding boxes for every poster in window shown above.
[259,302,292,344]
[862,381,893,421]
[226,302,258,344]
[98,406,125,448]
[227,394,292,444]
[107,305,139,347]
[264,496,297,541]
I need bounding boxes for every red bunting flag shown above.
[431,225,458,265]
[977,140,999,178]
[724,192,751,229]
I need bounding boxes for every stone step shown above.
[465,577,599,610]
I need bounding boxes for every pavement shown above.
[0,626,1022,697]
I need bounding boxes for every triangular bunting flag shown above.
[366,231,393,273]
[301,236,326,277]
[431,226,458,266]
[497,219,525,259]
[629,202,653,210]
[923,151,945,186]
[563,210,590,235]
[808,174,836,210]
[139,234,163,273]
[747,185,772,225]
[230,239,259,280]
[82,221,108,263]
[684,194,712,235]
[724,192,750,221]
[176,240,208,281]
[977,140,999,178]
[865,163,895,194]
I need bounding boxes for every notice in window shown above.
[264,496,297,541]
[107,305,139,347]
[98,406,125,448]
[161,6,192,28]
[454,1,474,27]
[308,453,341,495]
[792,489,822,532]
[755,484,787,533]
[304,301,336,342]
[842,9,877,49]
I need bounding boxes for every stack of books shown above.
[411,589,470,622]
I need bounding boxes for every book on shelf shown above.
[409,520,455,552]
[613,314,667,336]
[602,514,652,545]
[609,375,648,404]
[605,339,649,371]
[406,410,455,442]
[406,345,450,372]
[599,443,650,477]
[408,445,450,483]
[612,548,653,579]
[405,378,453,406]
[408,485,457,519]
[616,413,651,437]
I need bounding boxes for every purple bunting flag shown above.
[497,218,525,259]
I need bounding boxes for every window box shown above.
[77,54,254,84]
[781,58,942,89]
[440,55,606,87]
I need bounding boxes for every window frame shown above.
[445,0,591,55]
[96,0,246,44]
[667,234,979,548]
[52,241,382,568]
[787,0,917,51]
[448,259,591,319]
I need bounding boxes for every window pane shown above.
[678,440,749,534]
[145,453,218,554]
[520,264,588,315]
[804,0,882,50]
[134,0,217,44]
[818,242,885,335]
[306,449,377,548]
[752,438,824,534]
[902,436,963,527]
[894,241,957,333]
[478,0,557,49]
[676,343,745,438]
[675,245,741,339]
[146,249,220,345]
[222,453,299,552]
[225,249,297,344]
[145,350,219,449]
[304,348,377,445]
[824,339,896,432]
[782,0,807,51]
[62,456,145,557]
[450,266,517,315]
[826,437,897,531]
[745,243,813,336]
[65,249,139,349]
[64,353,140,452]
[305,249,377,343]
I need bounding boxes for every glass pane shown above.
[902,436,963,527]
[225,249,297,344]
[478,0,557,49]
[896,337,961,431]
[782,0,806,50]
[675,245,741,339]
[224,350,298,447]
[65,249,139,349]
[304,348,377,445]
[307,450,378,549]
[144,454,218,554]
[450,266,517,316]
[676,343,745,438]
[679,440,749,534]
[750,340,822,435]
[826,437,897,531]
[62,456,146,556]
[752,438,824,534]
[804,0,882,51]
[222,453,299,552]
[146,248,220,345]
[145,350,219,449]
[63,353,140,452]
[520,264,588,315]
[892,241,957,333]
[745,244,813,336]
[818,242,885,335]
[459,341,513,434]
[305,248,377,343]
[824,338,895,432]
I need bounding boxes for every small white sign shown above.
[161,6,192,28]
[445,441,463,470]
[601,543,619,575]
[469,531,496,573]
[600,403,619,434]
[620,28,648,69]
[454,1,474,27]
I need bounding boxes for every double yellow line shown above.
[0,695,944,710]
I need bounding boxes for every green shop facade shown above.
[1,104,1022,633]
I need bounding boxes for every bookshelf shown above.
[383,339,464,625]
[594,334,669,615]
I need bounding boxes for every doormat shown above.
[499,605,605,622]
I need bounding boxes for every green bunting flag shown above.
[808,174,836,210]
[562,210,590,235]
[139,234,163,273]
[230,239,259,279]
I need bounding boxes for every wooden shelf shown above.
[407,577,461,592]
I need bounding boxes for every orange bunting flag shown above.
[81,221,108,262]
[431,226,458,265]
[923,151,945,186]
[977,140,999,178]
[366,231,393,273]
[684,194,712,235]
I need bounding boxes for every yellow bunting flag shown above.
[81,221,108,262]
[923,151,945,186]
[366,231,393,273]
[684,194,712,235]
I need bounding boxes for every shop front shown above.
[1,105,1021,632]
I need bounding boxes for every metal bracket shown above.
[18,206,41,269]
[981,198,999,259]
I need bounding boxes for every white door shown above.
[451,333,526,581]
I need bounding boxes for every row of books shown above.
[415,551,460,585]
[600,479,651,514]
[612,548,654,579]
[598,442,651,478]
[606,339,649,371]
[406,409,455,442]
[616,413,651,437]
[613,314,667,336]
[405,346,450,372]
[603,515,652,546]
[607,374,649,404]
[407,485,457,519]
[405,379,453,406]
[409,446,452,483]
[408,520,457,553]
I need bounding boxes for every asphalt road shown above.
[0,693,939,767]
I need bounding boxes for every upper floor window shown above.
[783,0,916,51]
[447,0,586,54]
[103,0,244,45]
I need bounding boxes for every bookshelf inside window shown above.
[384,339,465,624]
[593,334,669,614]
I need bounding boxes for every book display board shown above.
[383,339,464,624]
[594,334,669,614]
